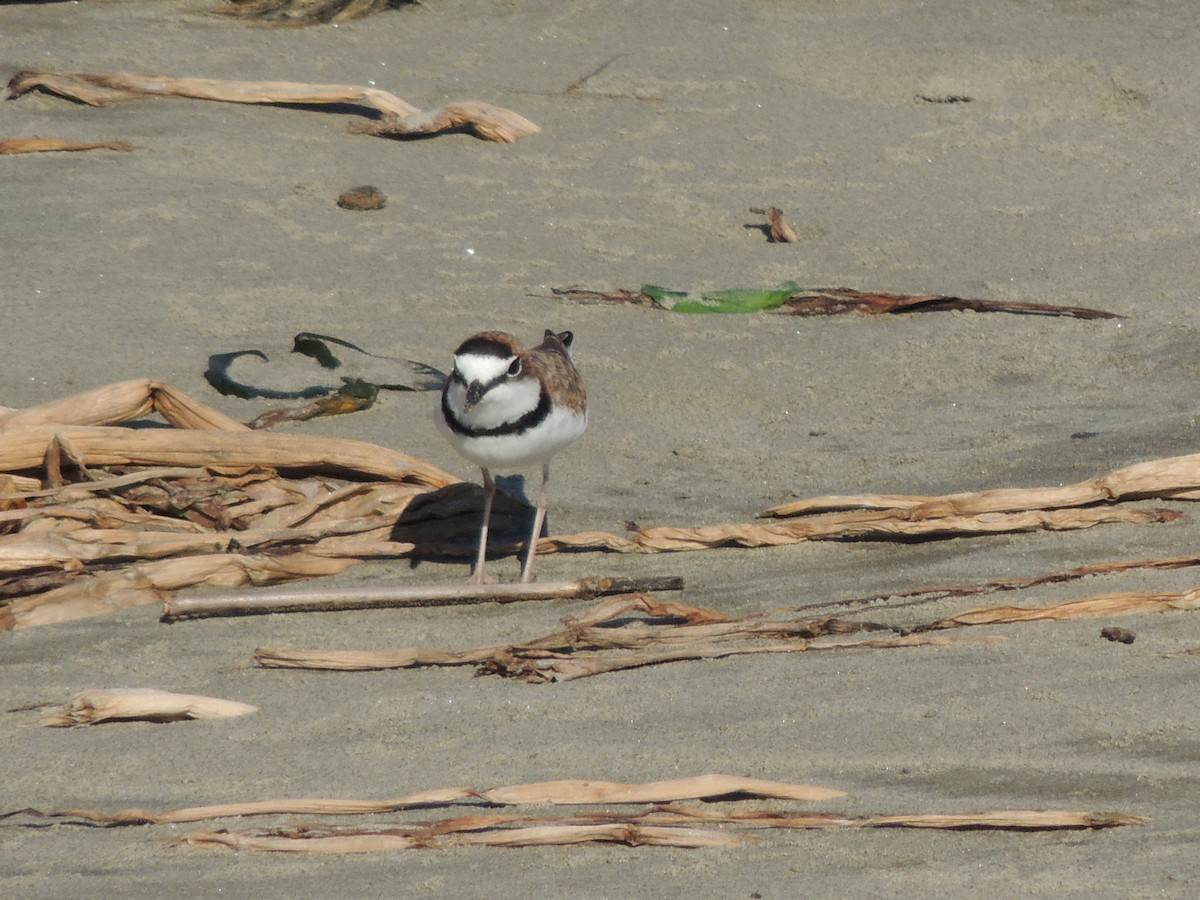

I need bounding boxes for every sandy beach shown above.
[4,0,1200,895]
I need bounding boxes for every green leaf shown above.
[641,282,800,314]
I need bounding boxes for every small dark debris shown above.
[337,185,387,211]
[918,94,973,104]
[1101,626,1136,645]
[1071,431,1099,440]
[219,0,415,27]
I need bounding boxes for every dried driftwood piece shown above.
[532,506,1176,556]
[519,452,1200,558]
[5,553,363,631]
[0,381,456,630]
[163,575,684,621]
[173,805,1145,852]
[0,137,141,155]
[481,632,1000,683]
[0,379,246,431]
[180,822,739,850]
[35,688,258,726]
[5,380,1199,631]
[257,571,1200,683]
[625,805,1147,832]
[1,466,436,629]
[6,71,541,144]
[3,774,845,826]
[253,580,1200,682]
[774,551,1200,616]
[254,593,1002,681]
[917,587,1200,631]
[0,425,451,486]
[0,771,1146,855]
[763,451,1200,518]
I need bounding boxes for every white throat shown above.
[451,353,541,429]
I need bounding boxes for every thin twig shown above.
[162,575,684,621]
[564,54,626,96]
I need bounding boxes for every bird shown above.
[434,329,587,583]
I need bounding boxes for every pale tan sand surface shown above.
[4,1,1200,896]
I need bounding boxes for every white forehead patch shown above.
[455,352,515,385]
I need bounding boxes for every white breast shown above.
[434,394,587,471]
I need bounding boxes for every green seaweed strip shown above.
[642,282,800,314]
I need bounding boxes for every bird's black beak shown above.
[465,381,485,409]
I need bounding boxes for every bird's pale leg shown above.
[520,462,551,583]
[473,467,495,584]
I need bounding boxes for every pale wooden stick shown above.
[39,688,257,726]
[163,575,685,620]
[6,71,541,143]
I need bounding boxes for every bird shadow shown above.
[391,480,542,564]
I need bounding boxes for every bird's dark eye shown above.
[507,358,522,377]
